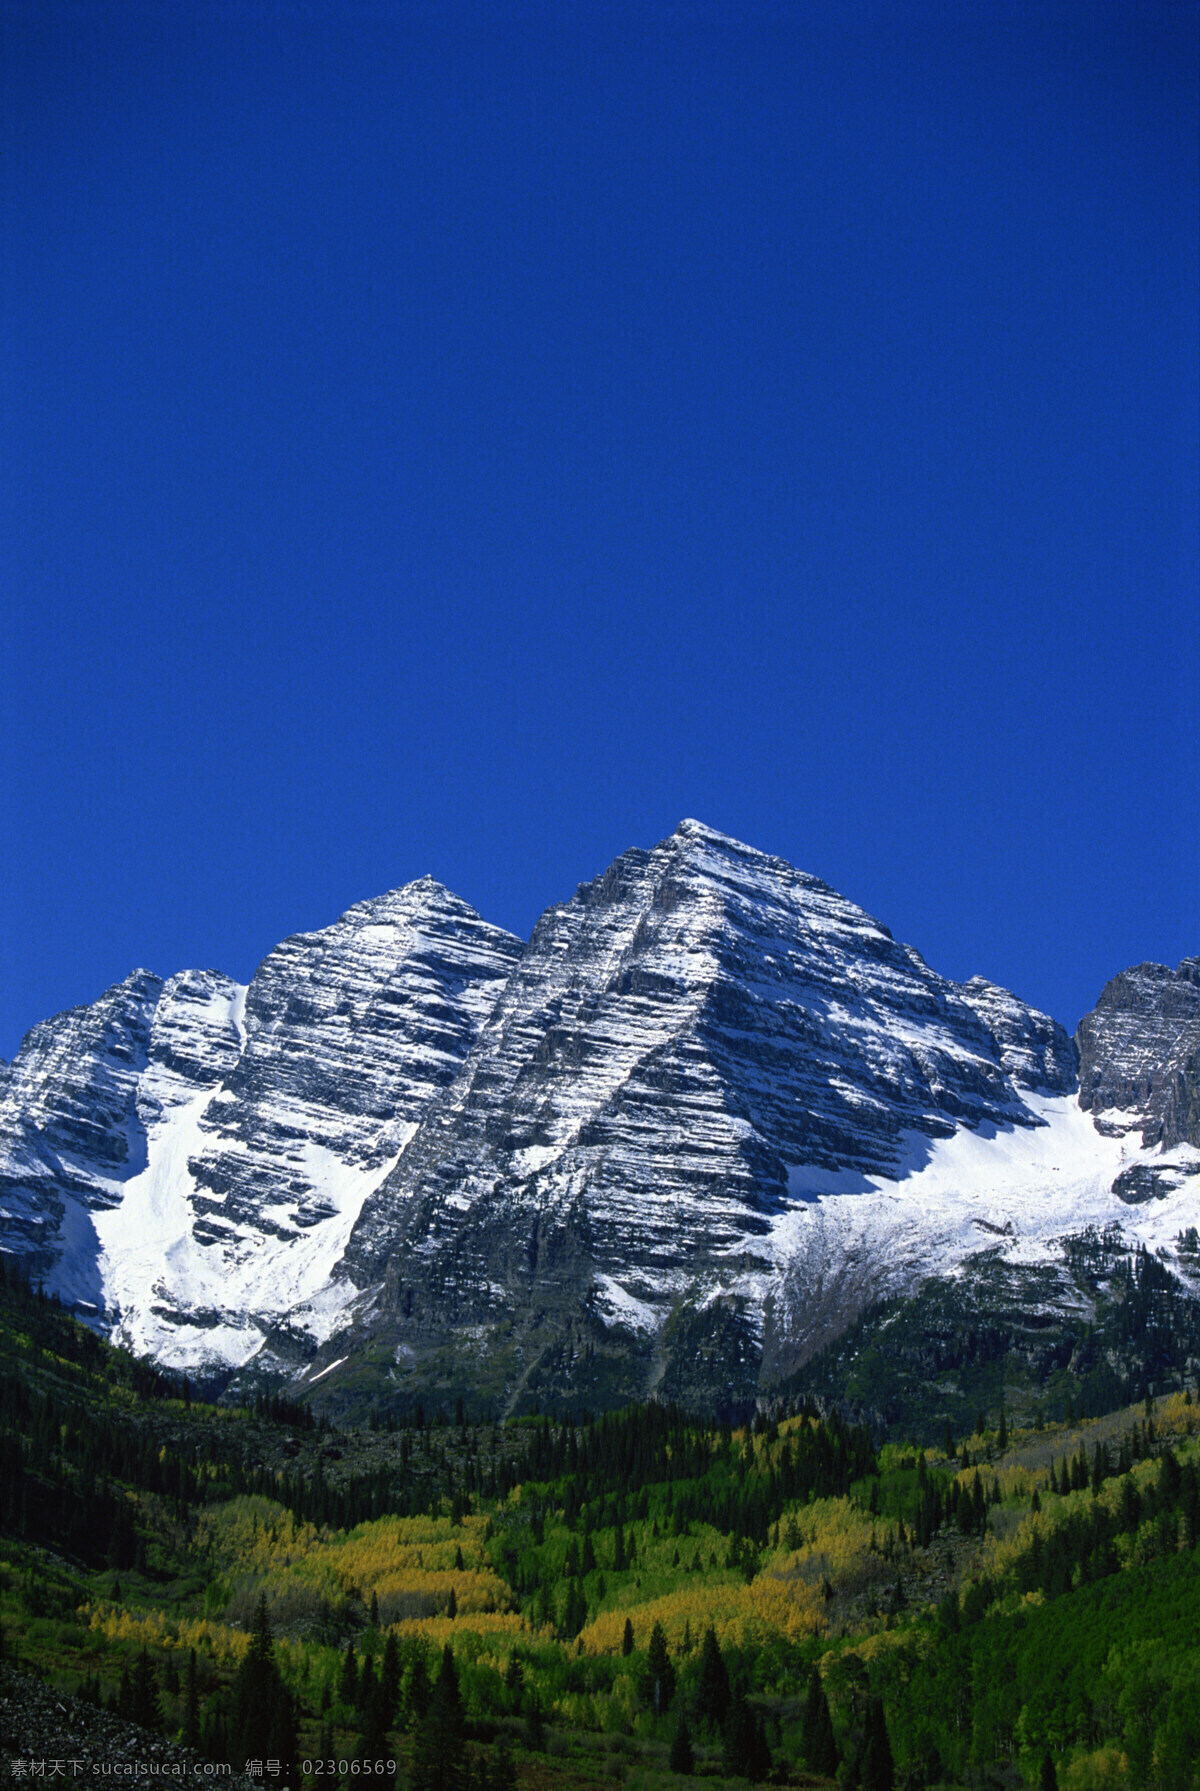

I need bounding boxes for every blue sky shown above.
[3,0,1197,1057]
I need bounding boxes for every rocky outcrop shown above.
[0,1664,256,1789]
[4,824,1196,1417]
[311,822,1079,1415]
[185,879,522,1250]
[0,884,521,1370]
[1076,959,1200,1148]
[0,969,166,1275]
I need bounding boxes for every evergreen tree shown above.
[669,1707,695,1774]
[411,1645,465,1791]
[722,1686,771,1781]
[695,1626,730,1730]
[183,1650,200,1751]
[800,1668,838,1776]
[131,1648,158,1730]
[358,1655,377,1721]
[378,1631,401,1726]
[861,1697,894,1791]
[524,1692,546,1751]
[503,1654,524,1712]
[407,1651,432,1726]
[356,1658,390,1764]
[228,1595,296,1770]
[562,1577,588,1638]
[621,1617,634,1656]
[643,1619,675,1715]
[1039,1750,1059,1791]
[489,1733,517,1791]
[340,1640,360,1707]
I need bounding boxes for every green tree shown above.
[182,1649,200,1750]
[621,1617,634,1656]
[489,1733,517,1791]
[411,1645,465,1791]
[340,1640,360,1707]
[130,1648,158,1730]
[524,1692,546,1751]
[669,1707,695,1774]
[407,1650,432,1726]
[228,1595,296,1770]
[722,1685,771,1781]
[1039,1751,1058,1791]
[562,1577,588,1638]
[643,1619,676,1715]
[380,1631,401,1727]
[695,1626,731,1731]
[861,1696,894,1791]
[801,1667,838,1776]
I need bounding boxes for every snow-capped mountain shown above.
[0,882,520,1368]
[303,822,1194,1413]
[1077,958,1200,1151]
[1,822,1196,1415]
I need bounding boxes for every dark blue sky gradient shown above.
[3,0,1197,1056]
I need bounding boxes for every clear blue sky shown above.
[3,0,1197,1058]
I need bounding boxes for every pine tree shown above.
[722,1686,771,1781]
[524,1692,546,1751]
[621,1617,634,1656]
[669,1707,695,1774]
[407,1652,432,1726]
[228,1594,296,1770]
[183,1650,200,1750]
[1039,1750,1059,1791]
[411,1645,465,1791]
[489,1733,517,1791]
[340,1640,360,1707]
[380,1631,401,1727]
[644,1620,675,1715]
[359,1655,377,1720]
[861,1696,894,1791]
[800,1668,838,1776]
[695,1626,730,1731]
[131,1648,158,1730]
[562,1577,588,1638]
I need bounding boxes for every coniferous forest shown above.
[3,1258,1200,1789]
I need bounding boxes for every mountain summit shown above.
[1,824,1195,1414]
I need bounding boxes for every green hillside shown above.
[3,1260,1200,1789]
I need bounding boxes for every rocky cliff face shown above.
[2,824,1196,1417]
[305,823,1079,1414]
[0,884,521,1368]
[0,968,241,1282]
[1076,959,1200,1150]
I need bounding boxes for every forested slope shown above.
[3,1261,1200,1789]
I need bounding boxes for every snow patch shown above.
[88,1091,408,1373]
[593,1273,660,1334]
[305,1355,349,1385]
[770,1095,1200,1344]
